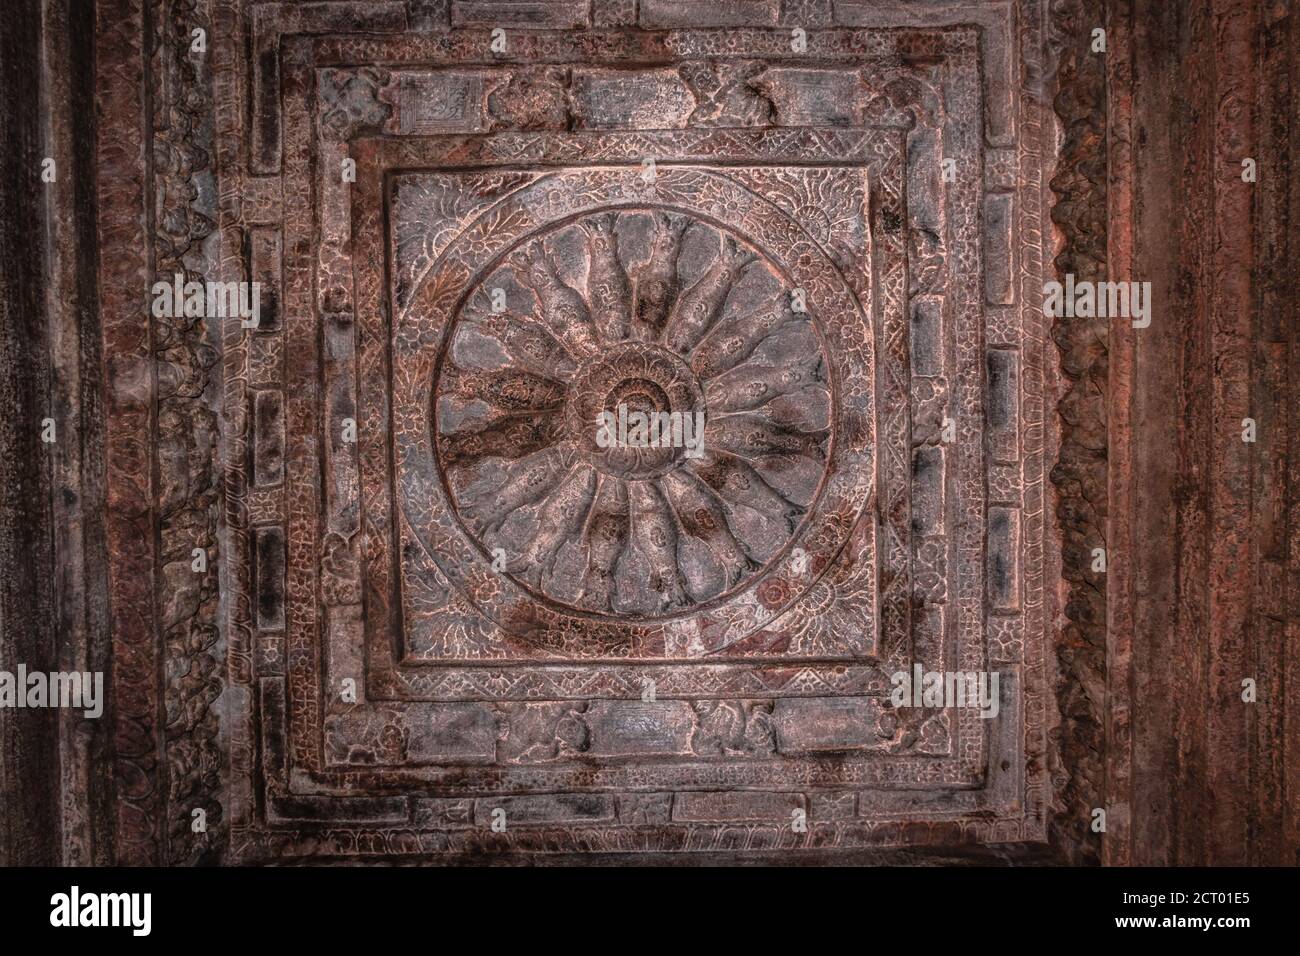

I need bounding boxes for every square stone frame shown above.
[212,17,1057,863]
[375,152,886,672]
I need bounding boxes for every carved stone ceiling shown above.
[186,0,1058,862]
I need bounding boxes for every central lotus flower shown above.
[435,208,831,619]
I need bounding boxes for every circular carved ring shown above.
[434,208,833,621]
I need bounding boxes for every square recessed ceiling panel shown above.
[223,6,1053,861]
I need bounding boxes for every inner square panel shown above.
[391,163,879,664]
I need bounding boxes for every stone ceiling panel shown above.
[194,1,1056,863]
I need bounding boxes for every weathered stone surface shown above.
[253,526,285,631]
[14,0,1296,868]
[986,349,1019,464]
[672,791,803,822]
[474,794,616,825]
[324,704,499,764]
[268,795,408,824]
[750,68,861,126]
[452,0,589,28]
[983,194,1015,305]
[640,0,779,27]
[498,700,698,761]
[392,72,487,134]
[617,792,674,824]
[253,390,285,486]
[413,798,476,828]
[771,698,888,753]
[809,791,857,821]
[987,507,1020,611]
[1097,0,1300,866]
[569,69,695,129]
[581,701,699,757]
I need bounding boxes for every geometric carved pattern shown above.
[396,166,870,661]
[432,209,830,621]
[189,0,1058,861]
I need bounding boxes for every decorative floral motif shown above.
[435,209,832,619]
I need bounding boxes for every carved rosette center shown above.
[565,342,704,480]
[434,207,832,619]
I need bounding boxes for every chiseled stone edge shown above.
[1047,0,1107,866]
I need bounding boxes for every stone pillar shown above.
[1106,0,1300,866]
[0,0,112,866]
[0,0,60,866]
